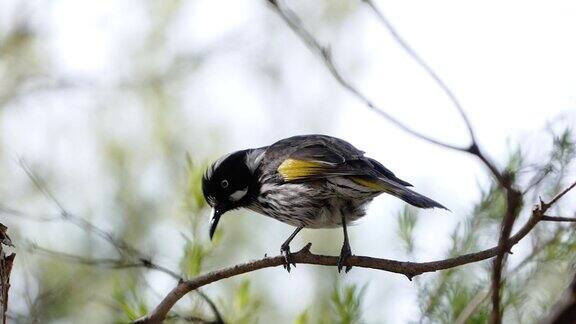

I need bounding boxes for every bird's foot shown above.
[337,242,353,273]
[280,244,296,273]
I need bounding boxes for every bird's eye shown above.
[221,179,229,188]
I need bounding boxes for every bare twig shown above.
[28,243,183,281]
[361,0,477,144]
[544,181,576,209]
[267,0,469,152]
[18,161,224,322]
[19,160,139,256]
[541,216,576,223]
[196,290,224,324]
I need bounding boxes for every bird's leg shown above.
[337,216,353,273]
[280,224,304,273]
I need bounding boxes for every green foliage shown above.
[179,236,206,277]
[551,128,575,167]
[294,309,310,324]
[184,153,209,216]
[397,206,418,255]
[418,127,576,324]
[330,284,366,324]
[112,276,149,322]
[220,280,262,324]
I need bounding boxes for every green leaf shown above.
[179,236,205,277]
[330,284,366,324]
[397,206,418,254]
[294,309,309,324]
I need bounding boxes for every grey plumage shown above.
[202,134,447,272]
[247,135,446,228]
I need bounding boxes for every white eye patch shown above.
[229,187,248,202]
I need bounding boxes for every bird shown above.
[202,134,447,272]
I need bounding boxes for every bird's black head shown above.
[202,149,254,239]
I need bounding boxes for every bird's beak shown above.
[209,205,226,240]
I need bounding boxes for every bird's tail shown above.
[390,186,448,210]
[350,176,448,210]
[376,178,448,210]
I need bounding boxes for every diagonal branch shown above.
[541,215,576,222]
[18,161,225,322]
[543,181,576,209]
[267,0,469,152]
[361,0,477,144]
[19,159,139,256]
[27,242,183,281]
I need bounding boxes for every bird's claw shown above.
[337,242,353,273]
[280,244,296,273]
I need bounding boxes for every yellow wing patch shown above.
[277,159,326,181]
[350,176,386,191]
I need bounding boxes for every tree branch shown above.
[0,224,15,324]
[541,216,576,223]
[27,243,183,281]
[491,181,576,323]
[136,178,576,323]
[267,0,469,152]
[134,206,546,323]
[490,187,522,324]
[456,225,567,324]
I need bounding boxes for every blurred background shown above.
[1,0,576,323]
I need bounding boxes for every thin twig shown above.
[18,161,224,321]
[541,216,576,223]
[361,0,477,144]
[19,159,140,256]
[267,0,469,152]
[28,243,182,279]
[544,181,576,209]
[196,290,225,324]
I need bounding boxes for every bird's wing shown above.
[268,135,412,187]
[262,135,446,209]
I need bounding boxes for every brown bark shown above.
[0,224,15,324]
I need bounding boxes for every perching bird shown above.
[202,134,447,272]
